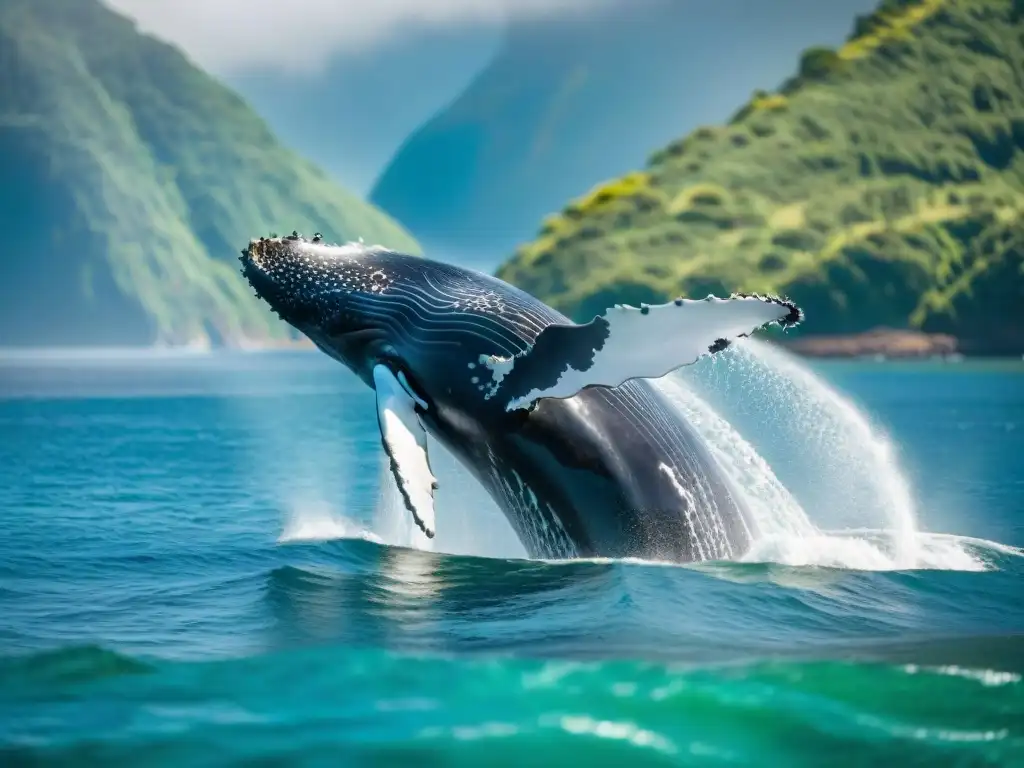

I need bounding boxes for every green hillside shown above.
[496,0,1024,355]
[0,0,419,347]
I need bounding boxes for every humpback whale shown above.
[240,234,802,563]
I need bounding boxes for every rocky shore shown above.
[779,327,960,359]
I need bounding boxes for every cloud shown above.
[105,0,608,74]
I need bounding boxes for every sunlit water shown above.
[0,348,1022,765]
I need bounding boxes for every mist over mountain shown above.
[228,27,500,195]
[368,0,879,261]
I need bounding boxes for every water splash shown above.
[652,376,815,542]
[678,339,920,567]
[279,497,381,544]
[747,340,919,566]
[651,373,957,572]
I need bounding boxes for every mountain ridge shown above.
[495,0,1024,355]
[0,0,418,348]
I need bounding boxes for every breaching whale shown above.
[240,234,802,563]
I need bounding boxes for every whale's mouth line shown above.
[237,231,316,288]
[238,234,321,321]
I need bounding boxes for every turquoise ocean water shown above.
[0,344,1021,766]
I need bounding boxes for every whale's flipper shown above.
[480,293,802,412]
[373,364,437,538]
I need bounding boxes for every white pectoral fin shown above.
[373,364,437,538]
[481,293,802,411]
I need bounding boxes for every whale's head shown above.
[240,233,425,386]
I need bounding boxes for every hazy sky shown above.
[104,0,609,73]
[101,0,878,196]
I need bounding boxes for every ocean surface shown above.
[0,342,1021,766]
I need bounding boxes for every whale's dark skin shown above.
[241,234,777,563]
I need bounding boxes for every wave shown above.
[302,484,1021,575]
[11,526,1015,668]
[278,499,383,545]
[739,528,1023,573]
[0,644,154,688]
[249,528,1024,670]
[2,641,1021,765]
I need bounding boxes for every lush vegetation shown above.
[497,0,1024,354]
[0,0,419,347]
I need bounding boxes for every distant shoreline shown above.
[1,328,1021,363]
[775,327,1020,361]
[227,327,1019,361]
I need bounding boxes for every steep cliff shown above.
[0,0,419,347]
